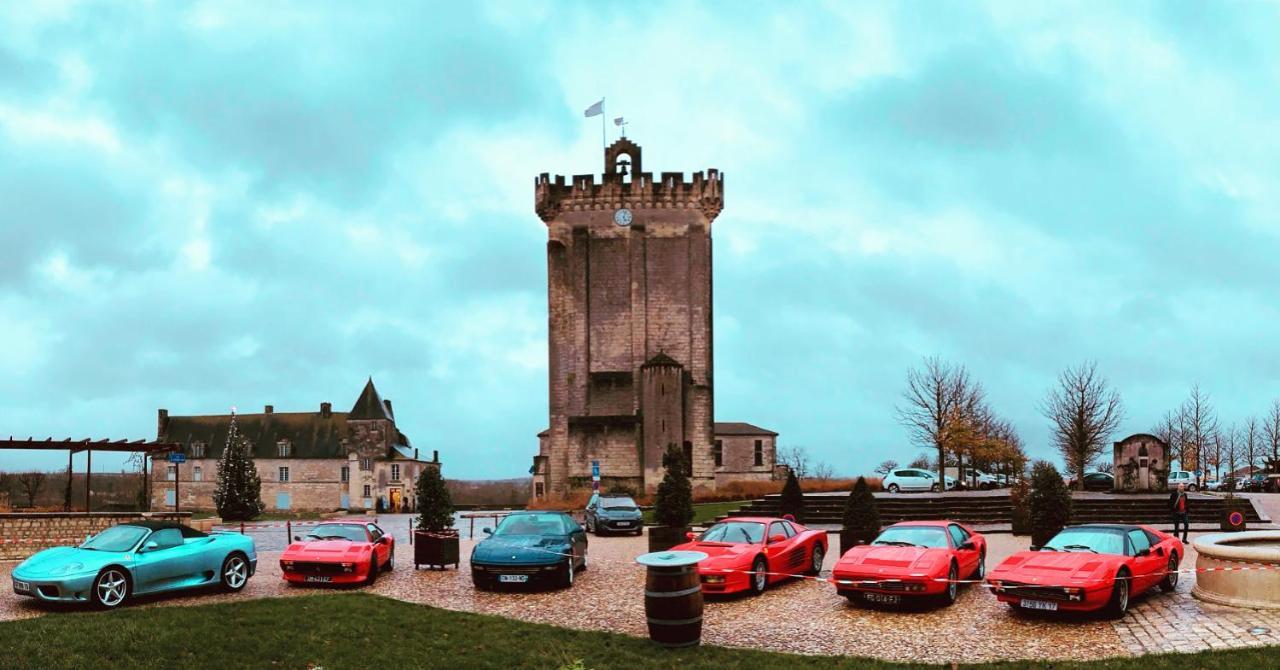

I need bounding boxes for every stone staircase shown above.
[717,491,1266,527]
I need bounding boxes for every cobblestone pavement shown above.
[3,531,1279,663]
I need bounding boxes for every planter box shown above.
[1221,502,1249,532]
[648,525,689,553]
[415,531,460,569]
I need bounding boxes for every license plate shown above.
[615,521,632,527]
[13,580,29,593]
[1020,599,1058,611]
[864,592,901,604]
[499,574,529,583]
[305,576,332,583]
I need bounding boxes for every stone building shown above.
[1112,433,1169,492]
[151,379,439,512]
[529,138,779,500]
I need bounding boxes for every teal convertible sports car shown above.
[11,520,257,609]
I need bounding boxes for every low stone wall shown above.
[0,512,191,561]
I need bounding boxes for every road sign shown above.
[167,452,187,464]
[591,460,600,491]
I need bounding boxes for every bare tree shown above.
[1040,361,1125,491]
[874,459,899,477]
[908,453,932,470]
[1221,426,1241,482]
[1179,385,1219,485]
[17,471,47,508]
[897,357,985,488]
[812,462,835,483]
[1266,400,1280,473]
[1244,417,1260,477]
[777,446,810,480]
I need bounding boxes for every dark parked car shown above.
[584,494,643,536]
[1069,472,1115,491]
[470,511,587,590]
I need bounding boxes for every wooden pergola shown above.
[1,437,181,513]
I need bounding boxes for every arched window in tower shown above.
[614,152,632,183]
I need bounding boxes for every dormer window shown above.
[277,440,292,458]
[190,441,206,458]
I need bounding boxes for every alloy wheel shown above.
[811,546,824,575]
[754,560,767,593]
[224,556,248,589]
[947,564,958,602]
[96,569,128,608]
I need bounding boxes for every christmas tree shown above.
[213,410,264,521]
[415,465,455,534]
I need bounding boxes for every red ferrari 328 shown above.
[987,523,1183,618]
[832,521,986,606]
[669,516,828,596]
[279,521,395,586]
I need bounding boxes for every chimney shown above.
[414,448,418,461]
[432,449,439,463]
[264,405,274,414]
[320,402,332,417]
[158,409,169,438]
[383,399,394,419]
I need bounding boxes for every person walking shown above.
[1169,483,1191,542]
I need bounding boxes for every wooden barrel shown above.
[637,551,707,648]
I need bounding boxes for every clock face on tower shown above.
[613,208,633,226]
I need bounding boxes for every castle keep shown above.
[530,139,778,499]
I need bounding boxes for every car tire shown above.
[385,551,394,572]
[845,593,861,605]
[930,484,940,492]
[634,528,643,536]
[749,556,769,596]
[940,562,959,606]
[972,551,986,580]
[580,551,588,572]
[92,567,130,609]
[1160,554,1179,593]
[887,484,900,493]
[808,544,825,576]
[365,556,379,586]
[220,552,250,592]
[1104,569,1131,619]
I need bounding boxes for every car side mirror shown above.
[1029,545,1041,552]
[769,534,786,544]
[685,532,697,540]
[482,527,493,535]
[293,535,301,542]
[959,541,975,551]
[1155,547,1165,557]
[1136,548,1151,557]
[142,540,159,552]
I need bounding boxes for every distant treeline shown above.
[0,471,145,511]
[446,478,531,507]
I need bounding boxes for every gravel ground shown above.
[0,530,1250,664]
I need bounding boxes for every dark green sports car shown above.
[470,511,587,590]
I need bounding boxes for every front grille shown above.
[288,562,346,575]
[1001,582,1073,601]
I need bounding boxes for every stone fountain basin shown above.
[1192,531,1280,609]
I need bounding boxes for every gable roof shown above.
[641,352,682,368]
[163,411,352,460]
[714,421,778,436]
[349,377,393,420]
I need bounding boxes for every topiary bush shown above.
[1009,476,1031,535]
[778,469,806,523]
[840,476,880,550]
[415,465,455,534]
[653,443,694,528]
[1029,461,1072,547]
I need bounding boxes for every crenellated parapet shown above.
[534,138,724,223]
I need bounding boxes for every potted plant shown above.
[413,465,459,569]
[839,476,879,553]
[649,444,694,552]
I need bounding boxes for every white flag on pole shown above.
[583,99,604,117]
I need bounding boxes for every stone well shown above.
[1192,531,1280,609]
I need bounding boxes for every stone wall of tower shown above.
[534,139,723,497]
[641,362,685,486]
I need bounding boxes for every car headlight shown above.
[53,562,86,575]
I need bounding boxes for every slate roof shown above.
[163,411,352,460]
[713,422,778,437]
[349,377,393,420]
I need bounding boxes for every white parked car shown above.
[882,468,956,493]
[947,468,1000,490]
[1167,470,1198,492]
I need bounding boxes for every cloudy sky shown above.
[3,1,1279,480]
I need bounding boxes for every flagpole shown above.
[601,99,606,151]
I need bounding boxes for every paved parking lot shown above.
[4,529,1280,663]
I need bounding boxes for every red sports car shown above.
[987,523,1183,618]
[280,521,395,586]
[832,521,986,606]
[669,516,828,595]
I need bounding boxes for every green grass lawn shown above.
[0,593,1275,670]
[643,500,748,526]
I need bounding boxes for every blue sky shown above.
[3,1,1280,479]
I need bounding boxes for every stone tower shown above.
[531,138,723,497]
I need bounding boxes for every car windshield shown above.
[493,513,567,536]
[304,524,368,542]
[601,498,637,511]
[80,525,149,552]
[1044,528,1126,555]
[698,521,765,544]
[872,526,949,548]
